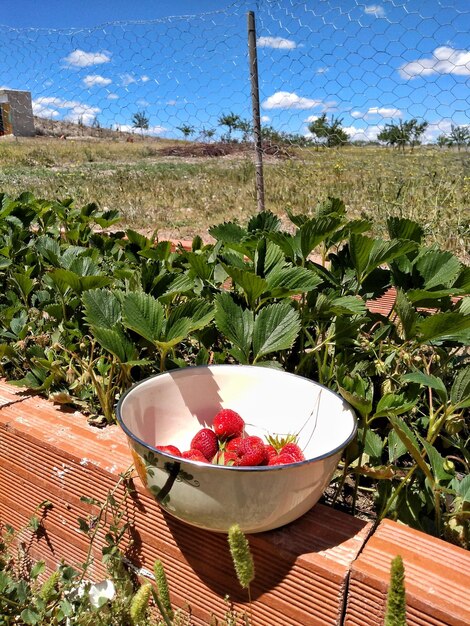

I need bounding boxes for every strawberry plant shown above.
[0,190,468,546]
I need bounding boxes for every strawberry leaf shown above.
[252,302,301,362]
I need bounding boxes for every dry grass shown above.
[0,137,468,257]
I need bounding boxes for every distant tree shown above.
[132,111,150,137]
[91,116,101,129]
[436,133,450,148]
[235,118,253,142]
[307,113,348,147]
[377,119,428,152]
[448,124,470,151]
[200,128,216,142]
[177,124,195,140]
[218,112,242,142]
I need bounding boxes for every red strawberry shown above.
[157,445,182,457]
[212,450,239,466]
[268,452,297,466]
[191,428,218,461]
[226,436,245,455]
[280,443,305,462]
[264,444,278,463]
[213,408,244,440]
[181,449,209,463]
[236,436,268,467]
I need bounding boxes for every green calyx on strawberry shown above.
[265,432,300,453]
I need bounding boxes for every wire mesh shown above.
[0,0,468,253]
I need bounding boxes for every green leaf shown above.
[336,371,373,419]
[35,235,61,265]
[388,429,408,463]
[79,275,111,292]
[401,371,447,403]
[163,273,195,296]
[126,228,152,249]
[299,215,341,259]
[257,241,285,276]
[48,268,82,294]
[329,295,367,315]
[388,415,434,484]
[122,292,164,344]
[418,436,454,483]
[252,302,300,361]
[268,231,299,260]
[214,292,253,364]
[417,311,470,344]
[456,474,470,502]
[374,393,417,418]
[185,252,213,281]
[209,221,247,243]
[450,367,470,409]
[393,289,417,340]
[82,289,121,328]
[364,429,383,461]
[164,317,194,344]
[457,297,470,315]
[415,250,462,290]
[247,210,281,233]
[349,234,417,282]
[387,216,424,242]
[20,608,40,625]
[30,561,46,579]
[11,272,35,299]
[90,326,138,363]
[166,298,214,332]
[265,266,322,297]
[223,265,268,309]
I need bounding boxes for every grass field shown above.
[0,137,469,258]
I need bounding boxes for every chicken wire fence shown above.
[0,0,469,235]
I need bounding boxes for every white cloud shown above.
[304,115,319,123]
[350,107,402,119]
[140,75,150,82]
[262,91,323,110]
[344,124,382,142]
[32,102,60,118]
[136,99,150,107]
[257,36,297,50]
[63,49,111,68]
[261,115,271,123]
[166,100,177,106]
[32,96,101,125]
[316,67,328,74]
[364,5,386,18]
[367,107,402,117]
[106,93,119,100]
[120,73,137,86]
[115,123,167,136]
[399,46,470,79]
[83,75,112,88]
[64,104,101,125]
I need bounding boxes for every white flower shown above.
[88,579,116,608]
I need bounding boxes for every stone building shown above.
[0,89,35,137]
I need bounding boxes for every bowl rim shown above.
[115,364,358,471]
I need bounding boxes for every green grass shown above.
[0,138,468,257]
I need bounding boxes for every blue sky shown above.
[1,0,469,142]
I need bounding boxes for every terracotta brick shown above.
[0,379,370,625]
[344,519,470,626]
